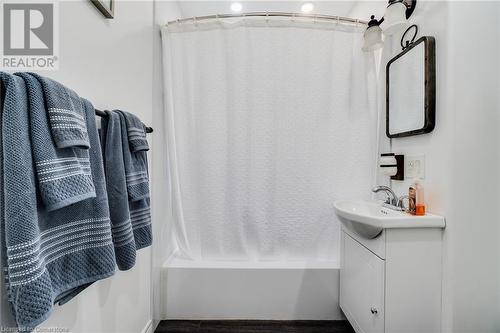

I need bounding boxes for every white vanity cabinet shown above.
[340,226,443,333]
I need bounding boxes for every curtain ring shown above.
[291,13,295,22]
[193,16,197,27]
[266,11,269,23]
[337,16,340,25]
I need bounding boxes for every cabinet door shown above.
[340,232,385,333]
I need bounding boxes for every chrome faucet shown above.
[371,185,398,206]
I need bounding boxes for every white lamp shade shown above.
[362,25,383,52]
[380,2,409,35]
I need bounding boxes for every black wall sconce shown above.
[362,0,417,51]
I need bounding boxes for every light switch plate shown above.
[406,155,425,179]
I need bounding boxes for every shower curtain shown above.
[161,17,377,262]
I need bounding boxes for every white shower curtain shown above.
[161,17,377,262]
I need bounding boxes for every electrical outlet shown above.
[406,155,425,179]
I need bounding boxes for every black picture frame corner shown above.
[90,0,114,19]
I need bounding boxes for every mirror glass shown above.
[386,37,435,138]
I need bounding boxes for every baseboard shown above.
[152,319,161,332]
[140,319,153,333]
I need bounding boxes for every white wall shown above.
[1,1,156,332]
[498,4,500,327]
[151,0,183,328]
[177,1,357,18]
[357,1,499,332]
[152,0,182,271]
[444,3,499,332]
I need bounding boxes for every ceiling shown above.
[176,1,386,21]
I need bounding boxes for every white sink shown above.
[334,200,445,239]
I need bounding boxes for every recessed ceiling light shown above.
[301,3,314,13]
[231,2,243,13]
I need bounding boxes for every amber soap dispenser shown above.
[409,179,426,216]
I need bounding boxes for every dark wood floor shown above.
[155,320,355,333]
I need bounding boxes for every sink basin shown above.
[334,200,445,239]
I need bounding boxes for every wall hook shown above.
[400,24,418,50]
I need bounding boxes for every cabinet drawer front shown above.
[341,232,385,333]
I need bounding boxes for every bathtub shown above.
[161,257,342,320]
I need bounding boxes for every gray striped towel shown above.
[118,110,150,152]
[29,73,90,149]
[1,72,116,330]
[116,111,152,249]
[16,73,95,211]
[100,111,137,270]
[116,110,150,202]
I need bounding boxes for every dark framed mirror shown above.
[386,36,435,138]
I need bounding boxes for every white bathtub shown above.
[161,257,342,320]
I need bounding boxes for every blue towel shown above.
[116,110,150,202]
[1,72,116,330]
[28,73,90,149]
[119,110,150,152]
[117,111,152,249]
[129,198,152,250]
[100,111,137,270]
[0,74,31,322]
[16,73,95,211]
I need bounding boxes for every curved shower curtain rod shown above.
[165,11,368,26]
